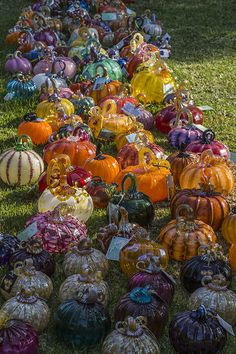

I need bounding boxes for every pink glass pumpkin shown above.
[5,51,32,74]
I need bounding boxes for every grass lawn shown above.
[0,0,236,353]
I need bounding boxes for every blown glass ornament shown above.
[0,286,50,332]
[0,232,19,266]
[63,238,108,277]
[102,316,160,354]
[128,254,175,304]
[115,286,168,338]
[55,288,111,347]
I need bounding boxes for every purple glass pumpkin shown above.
[128,254,175,304]
[168,125,202,149]
[114,286,168,338]
[33,58,53,75]
[135,108,155,131]
[9,238,55,276]
[52,57,77,80]
[34,30,57,47]
[0,318,38,354]
[0,233,20,266]
[4,51,32,74]
[185,129,230,159]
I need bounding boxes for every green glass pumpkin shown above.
[82,60,123,82]
[108,173,155,227]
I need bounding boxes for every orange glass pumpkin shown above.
[5,30,22,44]
[17,113,52,145]
[83,144,120,184]
[221,208,236,244]
[43,136,96,167]
[115,127,154,152]
[158,205,217,261]
[115,147,171,202]
[179,150,235,195]
[229,244,236,271]
[167,150,199,187]
[45,110,83,133]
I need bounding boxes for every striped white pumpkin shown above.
[0,137,44,186]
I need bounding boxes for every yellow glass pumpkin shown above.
[38,155,93,222]
[115,126,154,151]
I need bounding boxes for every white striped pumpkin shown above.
[0,135,44,186]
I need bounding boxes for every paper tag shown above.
[93,77,107,91]
[216,314,235,336]
[17,222,38,241]
[163,83,174,96]
[197,105,214,111]
[162,33,171,42]
[98,129,116,141]
[4,92,15,101]
[0,272,18,293]
[106,236,130,261]
[108,203,120,224]
[126,8,136,16]
[113,39,125,50]
[101,12,117,21]
[166,175,175,200]
[122,102,141,117]
[126,133,137,143]
[160,49,171,58]
[230,152,236,163]
[161,269,177,285]
[192,124,208,132]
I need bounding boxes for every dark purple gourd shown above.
[169,305,227,354]
[0,233,19,266]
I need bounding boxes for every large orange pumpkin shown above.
[179,150,235,195]
[17,113,52,145]
[115,147,171,202]
[221,208,236,244]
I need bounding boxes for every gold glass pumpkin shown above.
[221,207,236,244]
[0,260,53,301]
[63,239,109,277]
[38,155,93,222]
[59,264,109,307]
[0,286,50,332]
[189,273,236,326]
[158,205,217,261]
[0,135,44,186]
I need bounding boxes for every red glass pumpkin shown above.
[86,176,115,209]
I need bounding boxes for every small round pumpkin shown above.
[158,205,217,261]
[17,113,52,145]
[167,150,199,186]
[221,207,236,244]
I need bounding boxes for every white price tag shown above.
[106,236,130,261]
[197,105,214,111]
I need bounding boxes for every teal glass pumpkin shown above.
[82,59,123,82]
[5,74,37,100]
[55,288,111,348]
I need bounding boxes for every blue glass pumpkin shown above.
[0,233,19,266]
[55,288,111,347]
[5,74,37,100]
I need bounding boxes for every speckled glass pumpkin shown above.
[114,286,168,338]
[158,204,217,261]
[102,316,160,354]
[0,287,50,332]
[189,274,236,326]
[17,113,52,145]
[221,208,236,244]
[0,233,20,266]
[0,135,44,186]
[167,150,199,186]
[63,239,108,277]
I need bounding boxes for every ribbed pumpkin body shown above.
[186,138,230,159]
[89,81,122,104]
[84,154,120,184]
[167,151,199,186]
[36,98,74,119]
[0,148,44,186]
[221,213,236,243]
[18,121,52,145]
[82,59,123,81]
[168,126,202,149]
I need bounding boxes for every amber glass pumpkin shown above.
[180,244,232,293]
[83,144,120,184]
[0,260,53,300]
[0,287,50,332]
[158,205,217,261]
[169,305,227,354]
[170,187,230,231]
[115,128,154,152]
[17,112,52,145]
[102,316,160,354]
[63,239,108,277]
[189,274,236,326]
[179,150,235,195]
[167,150,199,186]
[229,244,236,271]
[59,265,109,306]
[128,254,175,304]
[221,207,236,244]
[115,147,171,202]
[114,286,168,338]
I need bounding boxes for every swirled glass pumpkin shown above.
[82,58,123,81]
[167,150,199,186]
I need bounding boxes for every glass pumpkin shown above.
[74,95,95,120]
[18,112,52,145]
[189,274,236,326]
[158,204,217,261]
[5,73,37,100]
[108,173,155,227]
[0,286,50,332]
[115,127,155,152]
[5,50,32,74]
[169,305,227,354]
[229,244,236,272]
[180,244,232,293]
[0,233,19,266]
[55,288,111,347]
[186,129,230,159]
[0,317,38,354]
[114,286,168,338]
[221,207,236,244]
[0,135,44,186]
[86,176,115,209]
[167,150,199,186]
[99,94,138,115]
[82,58,123,81]
[102,316,160,354]
[0,260,53,300]
[9,238,55,277]
[128,254,175,304]
[170,187,230,231]
[179,149,235,195]
[63,238,109,277]
[59,265,109,306]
